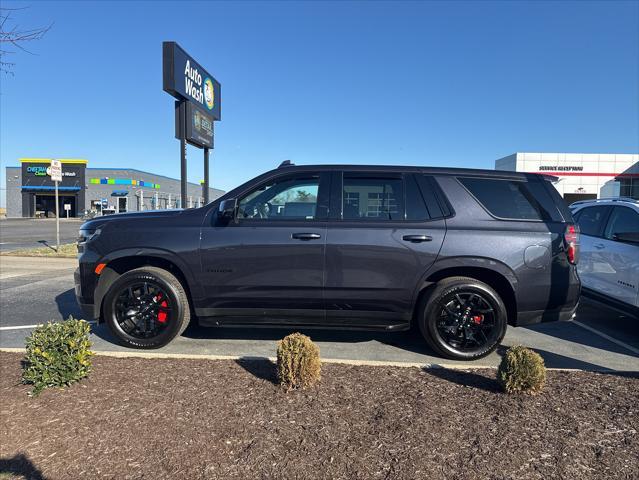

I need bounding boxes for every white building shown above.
[495,152,639,204]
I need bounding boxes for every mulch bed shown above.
[1,352,637,480]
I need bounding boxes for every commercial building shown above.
[5,158,225,218]
[495,152,639,204]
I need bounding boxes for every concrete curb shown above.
[0,347,594,372]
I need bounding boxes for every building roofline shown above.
[19,158,88,164]
[512,152,639,156]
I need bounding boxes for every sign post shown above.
[49,159,63,251]
[163,41,220,209]
[203,147,210,204]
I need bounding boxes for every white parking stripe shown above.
[0,321,97,331]
[572,320,639,356]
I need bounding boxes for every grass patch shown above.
[1,243,77,258]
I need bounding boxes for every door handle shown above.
[402,234,433,243]
[594,243,605,249]
[292,233,321,241]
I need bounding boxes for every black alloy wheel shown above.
[103,267,190,349]
[436,291,497,352]
[113,281,173,339]
[420,277,507,360]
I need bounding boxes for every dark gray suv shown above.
[75,163,581,360]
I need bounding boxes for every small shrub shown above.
[22,317,94,395]
[497,345,546,394]
[277,333,321,390]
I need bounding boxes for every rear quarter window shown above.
[458,177,553,221]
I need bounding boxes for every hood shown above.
[80,209,185,230]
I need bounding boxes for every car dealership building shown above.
[5,158,225,218]
[495,152,639,204]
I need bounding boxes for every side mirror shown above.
[218,198,238,219]
[613,232,639,244]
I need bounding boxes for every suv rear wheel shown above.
[419,276,507,360]
[103,266,191,349]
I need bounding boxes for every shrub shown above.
[22,317,94,395]
[497,345,546,394]
[277,333,321,390]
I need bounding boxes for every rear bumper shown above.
[515,300,579,327]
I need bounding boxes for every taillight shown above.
[564,224,579,264]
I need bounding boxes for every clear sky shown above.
[1,1,638,207]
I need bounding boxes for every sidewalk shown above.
[0,256,77,280]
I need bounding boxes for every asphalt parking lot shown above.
[0,218,84,251]
[0,255,637,370]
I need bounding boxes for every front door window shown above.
[238,176,320,220]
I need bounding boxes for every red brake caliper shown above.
[472,315,483,325]
[156,293,168,323]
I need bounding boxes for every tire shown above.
[103,266,191,349]
[418,276,507,360]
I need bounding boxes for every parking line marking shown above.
[572,320,639,356]
[0,321,97,331]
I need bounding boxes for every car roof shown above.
[570,198,639,210]
[273,163,556,181]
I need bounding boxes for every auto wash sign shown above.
[163,42,221,120]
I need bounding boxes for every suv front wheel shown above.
[103,266,191,349]
[419,277,507,360]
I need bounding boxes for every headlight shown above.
[78,227,101,245]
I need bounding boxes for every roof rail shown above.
[570,197,638,206]
[278,160,294,168]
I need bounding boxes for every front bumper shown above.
[74,267,96,320]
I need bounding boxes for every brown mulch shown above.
[0,352,637,480]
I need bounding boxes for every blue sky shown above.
[1,1,638,206]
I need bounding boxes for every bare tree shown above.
[0,6,52,75]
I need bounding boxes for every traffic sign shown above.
[49,159,62,182]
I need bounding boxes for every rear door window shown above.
[342,175,404,221]
[415,175,447,219]
[458,177,552,221]
[603,206,639,241]
[576,206,610,237]
[405,174,430,221]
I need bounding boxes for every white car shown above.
[570,198,639,317]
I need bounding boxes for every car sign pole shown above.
[164,42,220,209]
[180,136,187,208]
[50,159,63,252]
[203,147,210,204]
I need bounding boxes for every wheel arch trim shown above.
[412,257,519,326]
